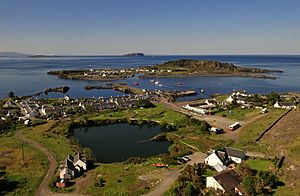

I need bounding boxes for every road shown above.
[158,97,271,141]
[15,128,88,196]
[142,152,206,196]
[16,129,57,196]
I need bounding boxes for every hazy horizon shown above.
[1,0,300,55]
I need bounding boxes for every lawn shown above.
[245,159,273,171]
[89,103,188,125]
[22,122,75,163]
[215,107,260,121]
[0,135,48,196]
[86,158,176,196]
[233,108,287,152]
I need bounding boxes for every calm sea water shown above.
[0,55,300,99]
[72,123,170,163]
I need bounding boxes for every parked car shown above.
[182,156,191,162]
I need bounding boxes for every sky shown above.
[0,0,300,55]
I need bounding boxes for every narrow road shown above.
[16,129,57,196]
[142,152,206,196]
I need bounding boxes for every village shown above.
[0,87,299,195]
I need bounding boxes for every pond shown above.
[72,123,171,163]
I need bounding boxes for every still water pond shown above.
[72,123,170,163]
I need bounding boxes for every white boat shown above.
[154,77,160,85]
[150,79,155,83]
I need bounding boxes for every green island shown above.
[1,89,300,195]
[47,59,282,81]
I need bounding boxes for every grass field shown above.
[215,107,260,121]
[22,122,75,163]
[245,159,273,171]
[233,108,287,152]
[86,158,178,196]
[89,103,188,125]
[0,135,48,196]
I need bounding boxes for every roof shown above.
[74,153,85,163]
[216,151,227,163]
[213,164,227,172]
[67,154,74,162]
[225,147,245,159]
[278,102,295,107]
[65,158,76,171]
[214,170,243,192]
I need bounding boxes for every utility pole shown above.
[21,142,24,161]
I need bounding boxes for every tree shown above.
[266,91,280,105]
[8,91,14,98]
[243,177,257,195]
[135,99,155,108]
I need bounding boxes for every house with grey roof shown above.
[206,169,244,195]
[225,147,245,164]
[274,101,297,110]
[59,153,87,181]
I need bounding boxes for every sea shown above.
[0,55,300,100]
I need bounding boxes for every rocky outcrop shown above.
[154,59,282,74]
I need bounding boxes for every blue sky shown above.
[0,0,300,55]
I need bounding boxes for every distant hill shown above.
[0,52,32,58]
[123,53,144,57]
[153,59,282,73]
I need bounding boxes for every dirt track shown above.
[16,129,57,196]
[142,152,206,196]
[16,129,88,196]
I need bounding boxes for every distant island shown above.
[47,59,282,81]
[29,55,61,58]
[123,53,144,57]
[0,52,32,58]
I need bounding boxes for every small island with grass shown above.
[47,59,282,81]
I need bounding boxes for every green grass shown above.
[245,159,273,171]
[23,122,75,162]
[86,158,174,196]
[233,108,287,152]
[0,135,48,196]
[90,103,188,125]
[215,107,260,121]
[213,94,228,102]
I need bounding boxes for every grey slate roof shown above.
[214,169,243,192]
[225,147,245,160]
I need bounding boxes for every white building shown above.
[274,101,297,110]
[225,147,245,164]
[182,104,208,115]
[59,153,87,180]
[204,152,224,167]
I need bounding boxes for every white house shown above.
[226,96,234,103]
[225,147,245,164]
[182,104,208,115]
[59,153,87,181]
[274,101,297,110]
[60,159,76,180]
[73,153,87,172]
[206,170,243,195]
[204,152,224,167]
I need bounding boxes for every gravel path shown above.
[16,128,89,196]
[142,152,206,196]
[16,129,57,196]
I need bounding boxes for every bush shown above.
[135,99,155,108]
[124,157,146,164]
[94,176,106,187]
